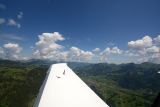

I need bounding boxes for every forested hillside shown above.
[74,63,160,107]
[0,60,160,107]
[0,60,48,107]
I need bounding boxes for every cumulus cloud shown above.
[128,36,152,49]
[125,50,139,57]
[81,51,93,60]
[69,47,81,59]
[3,43,22,60]
[0,32,158,63]
[0,47,4,53]
[127,35,160,63]
[127,36,153,57]
[92,48,100,52]
[100,47,122,55]
[154,35,160,46]
[69,47,94,61]
[8,19,20,28]
[3,43,22,53]
[0,47,4,58]
[17,12,23,19]
[32,32,94,62]
[110,47,123,54]
[33,32,65,59]
[146,46,159,54]
[148,53,160,63]
[100,47,122,62]
[58,51,69,61]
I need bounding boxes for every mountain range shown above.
[0,59,159,107]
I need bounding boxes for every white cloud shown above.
[81,50,94,60]
[0,43,25,60]
[0,18,5,24]
[154,35,160,46]
[100,48,110,62]
[110,47,123,54]
[0,4,6,10]
[128,36,152,49]
[3,43,22,60]
[100,47,122,62]
[3,43,22,53]
[0,47,4,54]
[126,47,160,63]
[30,32,94,62]
[8,19,20,28]
[69,47,81,59]
[58,51,69,61]
[17,12,23,19]
[33,32,65,59]
[0,47,4,58]
[127,36,153,58]
[33,43,94,61]
[69,47,94,61]
[0,5,22,28]
[126,35,160,63]
[148,53,160,63]
[92,48,100,52]
[125,50,139,57]
[146,46,160,63]
[3,32,160,63]
[100,47,122,55]
[8,19,17,26]
[146,46,159,54]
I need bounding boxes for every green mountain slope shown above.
[0,60,159,107]
[73,62,160,107]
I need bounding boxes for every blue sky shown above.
[0,0,160,63]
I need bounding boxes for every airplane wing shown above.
[34,63,109,107]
